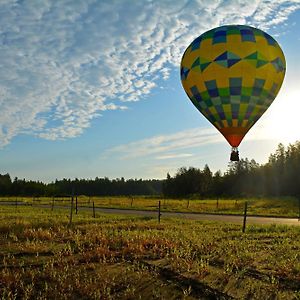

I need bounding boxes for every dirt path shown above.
[93,207,300,225]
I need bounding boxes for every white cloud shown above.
[104,127,223,160]
[156,153,194,160]
[0,0,299,146]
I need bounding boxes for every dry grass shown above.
[0,205,300,299]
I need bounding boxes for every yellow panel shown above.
[253,107,261,114]
[182,74,205,98]
[239,61,256,80]
[232,120,238,127]
[223,104,231,113]
[202,63,218,82]
[272,73,282,88]
[240,104,248,113]
[227,42,245,57]
[216,72,229,88]
[199,38,212,50]
[268,47,283,60]
[183,51,201,68]
[241,43,258,57]
[186,70,203,88]
[238,60,256,69]
[256,45,270,58]
[211,43,228,56]
[227,35,241,45]
[255,66,271,81]
[240,41,258,52]
[264,76,274,91]
[193,75,206,92]
[228,64,243,78]
[242,64,256,87]
[277,72,285,86]
[242,120,248,127]
[222,120,229,128]
[199,40,214,61]
[255,36,268,47]
[210,107,217,115]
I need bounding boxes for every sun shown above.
[255,87,300,144]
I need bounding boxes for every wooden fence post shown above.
[69,189,74,226]
[75,196,78,214]
[93,201,96,218]
[242,201,248,233]
[158,200,161,223]
[51,196,54,211]
[187,199,190,209]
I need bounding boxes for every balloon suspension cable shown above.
[230,147,239,162]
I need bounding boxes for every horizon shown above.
[0,141,292,184]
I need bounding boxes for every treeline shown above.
[0,176,162,197]
[1,141,300,198]
[163,141,300,198]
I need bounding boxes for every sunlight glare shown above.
[247,88,300,145]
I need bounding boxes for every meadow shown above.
[0,204,300,299]
[1,195,300,218]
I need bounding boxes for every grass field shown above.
[1,205,300,299]
[1,196,300,218]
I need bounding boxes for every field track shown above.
[82,207,300,226]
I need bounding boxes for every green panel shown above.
[203,30,214,39]
[227,27,241,35]
[260,89,269,100]
[242,87,252,96]
[200,90,210,100]
[219,88,230,97]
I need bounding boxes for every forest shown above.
[0,141,300,198]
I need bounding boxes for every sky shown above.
[0,0,300,182]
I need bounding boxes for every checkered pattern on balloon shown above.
[180,25,286,161]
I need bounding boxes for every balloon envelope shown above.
[180,25,286,147]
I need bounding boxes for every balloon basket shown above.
[230,147,239,162]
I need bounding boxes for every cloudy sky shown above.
[1,0,300,182]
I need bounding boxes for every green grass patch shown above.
[1,205,300,299]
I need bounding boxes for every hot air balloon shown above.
[180,25,286,161]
